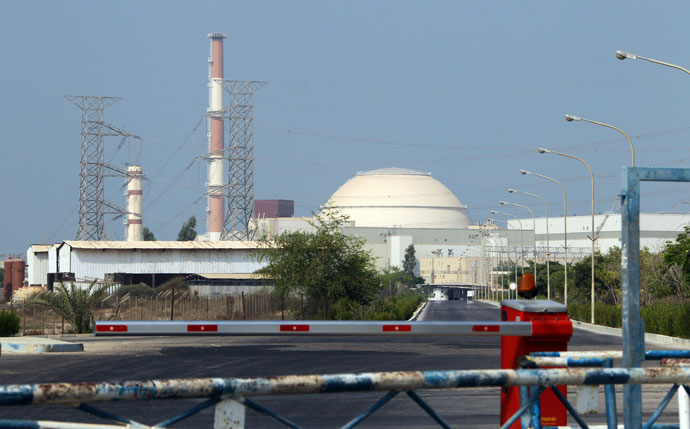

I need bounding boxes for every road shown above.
[0,300,676,428]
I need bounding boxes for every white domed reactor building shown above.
[325,168,471,229]
[254,167,521,289]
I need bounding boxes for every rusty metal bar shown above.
[6,367,690,406]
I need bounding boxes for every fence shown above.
[5,293,274,335]
[1,366,689,428]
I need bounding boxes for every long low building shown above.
[28,241,264,293]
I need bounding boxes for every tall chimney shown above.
[126,165,143,241]
[207,32,227,241]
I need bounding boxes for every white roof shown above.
[29,244,53,253]
[63,241,261,250]
[326,167,471,229]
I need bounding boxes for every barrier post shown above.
[500,299,572,428]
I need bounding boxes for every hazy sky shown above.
[3,1,690,255]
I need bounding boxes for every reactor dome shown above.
[325,167,471,229]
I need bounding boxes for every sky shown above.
[3,1,690,255]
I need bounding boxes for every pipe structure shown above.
[207,33,227,241]
[126,165,143,241]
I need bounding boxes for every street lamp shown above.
[491,210,525,280]
[564,114,635,166]
[538,148,597,324]
[489,217,518,300]
[508,188,550,299]
[500,201,537,285]
[616,50,690,76]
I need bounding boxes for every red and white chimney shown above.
[126,165,143,241]
[207,32,227,241]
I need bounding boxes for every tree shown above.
[26,281,110,334]
[177,216,197,241]
[380,266,414,293]
[254,209,381,319]
[403,244,417,275]
[143,227,156,241]
[663,226,690,298]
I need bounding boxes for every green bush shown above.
[0,310,21,337]
[641,302,690,339]
[365,293,424,320]
[568,302,621,328]
[116,283,155,299]
[568,301,690,339]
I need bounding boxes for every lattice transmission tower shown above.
[221,80,267,241]
[66,96,140,241]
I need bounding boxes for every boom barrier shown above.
[93,320,569,336]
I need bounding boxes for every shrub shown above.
[568,302,621,328]
[116,283,155,299]
[365,293,424,320]
[0,310,21,337]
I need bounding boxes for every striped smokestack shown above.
[126,165,143,241]
[207,32,227,241]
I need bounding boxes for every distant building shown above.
[26,241,267,296]
[254,199,294,218]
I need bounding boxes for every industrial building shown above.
[20,167,690,295]
[26,241,265,296]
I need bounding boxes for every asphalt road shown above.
[0,300,675,428]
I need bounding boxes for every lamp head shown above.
[499,201,507,205]
[616,50,637,60]
[507,188,516,193]
[520,169,529,175]
[537,148,550,154]
[490,210,498,214]
[564,114,581,122]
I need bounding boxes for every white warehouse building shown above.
[27,241,265,295]
[506,212,690,259]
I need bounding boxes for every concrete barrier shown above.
[0,337,84,354]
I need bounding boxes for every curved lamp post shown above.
[564,114,635,166]
[520,170,568,305]
[491,209,524,283]
[500,201,537,285]
[489,217,518,299]
[538,148,597,324]
[508,188,550,299]
[616,50,690,76]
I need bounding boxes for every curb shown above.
[409,301,429,321]
[571,320,690,348]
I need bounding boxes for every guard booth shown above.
[500,299,572,428]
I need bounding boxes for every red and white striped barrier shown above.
[93,320,572,337]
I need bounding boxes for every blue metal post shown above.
[621,166,644,429]
[604,358,617,429]
[621,167,690,428]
